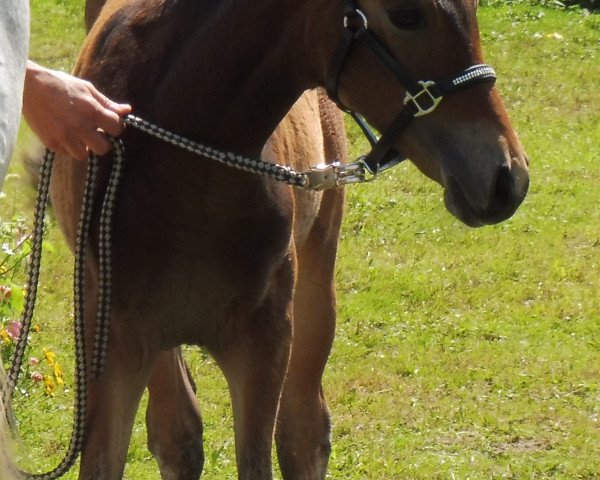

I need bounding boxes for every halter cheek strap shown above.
[326,2,497,175]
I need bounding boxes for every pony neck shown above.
[150,0,327,158]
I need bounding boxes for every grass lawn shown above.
[1,1,599,479]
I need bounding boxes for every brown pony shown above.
[46,0,529,478]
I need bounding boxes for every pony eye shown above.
[388,8,425,30]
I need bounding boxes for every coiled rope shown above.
[5,138,124,480]
[4,112,359,479]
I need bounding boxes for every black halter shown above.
[326,2,497,175]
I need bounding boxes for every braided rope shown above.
[124,115,309,188]
[6,151,53,395]
[5,143,124,479]
[3,114,317,480]
[5,112,338,479]
[3,149,85,480]
[91,138,125,380]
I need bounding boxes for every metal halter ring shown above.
[344,8,368,30]
[403,80,443,117]
[303,161,370,190]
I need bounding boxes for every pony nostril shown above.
[492,164,513,208]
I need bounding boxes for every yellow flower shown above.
[43,348,56,367]
[43,375,56,396]
[33,324,41,333]
[53,363,64,386]
[0,328,11,345]
[0,265,7,274]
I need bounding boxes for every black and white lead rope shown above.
[6,139,124,480]
[5,112,368,480]
[123,114,370,189]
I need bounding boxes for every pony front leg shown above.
[79,306,159,480]
[216,265,294,480]
[220,322,292,480]
[146,347,204,480]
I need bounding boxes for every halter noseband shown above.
[326,1,497,176]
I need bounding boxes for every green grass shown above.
[1,1,599,479]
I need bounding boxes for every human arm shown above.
[22,60,131,161]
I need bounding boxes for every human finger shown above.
[44,142,70,158]
[65,141,90,162]
[82,129,113,157]
[93,107,126,138]
[90,89,131,134]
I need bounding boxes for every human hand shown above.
[22,61,132,161]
